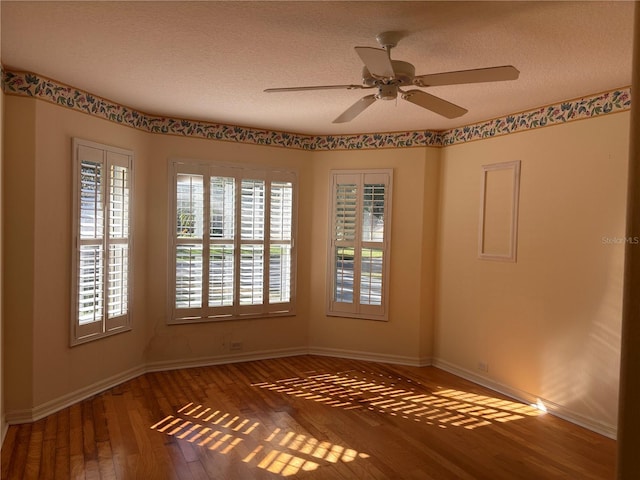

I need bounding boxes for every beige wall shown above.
[308,147,440,363]
[435,113,629,432]
[3,97,150,412]
[4,96,36,415]
[1,8,5,443]
[1,92,628,436]
[33,100,152,408]
[0,43,5,442]
[143,135,312,366]
[2,96,314,415]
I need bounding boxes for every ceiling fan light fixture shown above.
[377,84,397,101]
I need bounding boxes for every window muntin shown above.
[328,170,392,321]
[72,139,133,344]
[170,161,296,323]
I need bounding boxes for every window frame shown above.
[168,158,298,324]
[326,169,393,321]
[71,138,134,346]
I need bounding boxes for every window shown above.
[169,160,296,323]
[71,138,133,345]
[327,169,393,321]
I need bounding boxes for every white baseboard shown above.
[1,417,7,447]
[3,350,616,440]
[145,347,309,372]
[5,364,146,425]
[5,347,308,425]
[432,358,617,439]
[308,346,431,367]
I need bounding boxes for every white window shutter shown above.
[169,161,297,323]
[327,169,392,321]
[72,139,133,345]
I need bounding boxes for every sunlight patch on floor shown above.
[252,370,542,430]
[150,403,370,477]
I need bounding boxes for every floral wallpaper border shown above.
[442,89,631,145]
[1,68,631,150]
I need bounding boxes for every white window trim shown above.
[71,138,134,346]
[326,169,393,321]
[167,158,298,324]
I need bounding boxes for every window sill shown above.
[168,310,297,325]
[70,325,132,347]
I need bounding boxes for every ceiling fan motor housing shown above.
[362,60,416,86]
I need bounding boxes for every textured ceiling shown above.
[1,1,634,135]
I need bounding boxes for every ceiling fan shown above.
[264,31,519,123]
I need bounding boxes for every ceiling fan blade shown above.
[265,84,366,93]
[355,46,394,78]
[414,65,520,87]
[333,94,377,123]
[402,90,468,119]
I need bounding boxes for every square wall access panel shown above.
[478,160,521,262]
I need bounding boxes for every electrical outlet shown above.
[478,361,489,373]
[230,341,243,352]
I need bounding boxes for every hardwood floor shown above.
[1,355,616,479]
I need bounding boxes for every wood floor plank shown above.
[39,414,58,480]
[81,400,97,464]
[1,356,617,479]
[101,392,127,479]
[68,403,85,480]
[54,408,70,480]
[0,425,18,479]
[5,422,31,480]
[23,419,45,480]
[129,405,181,479]
[186,459,210,480]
